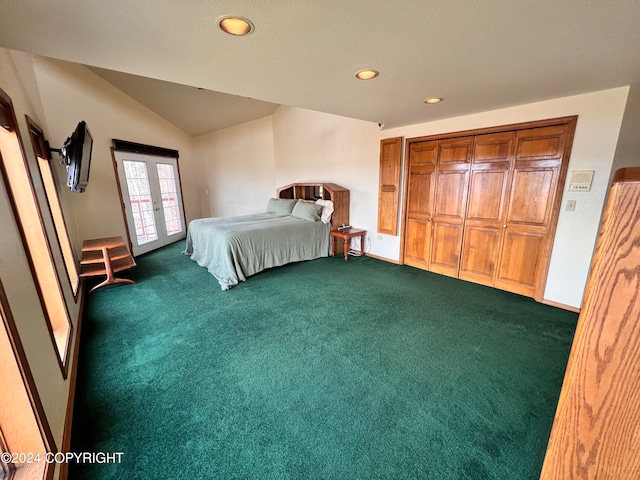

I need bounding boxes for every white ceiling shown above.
[88,67,280,136]
[1,0,639,136]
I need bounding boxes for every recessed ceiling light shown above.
[355,70,379,80]
[424,97,443,104]
[218,16,254,35]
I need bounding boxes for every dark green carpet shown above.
[70,242,577,479]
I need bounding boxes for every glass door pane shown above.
[123,160,158,246]
[115,151,186,256]
[156,163,182,237]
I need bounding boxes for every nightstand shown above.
[330,228,366,261]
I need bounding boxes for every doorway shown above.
[113,151,186,256]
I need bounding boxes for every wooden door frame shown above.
[110,141,187,256]
[399,115,578,301]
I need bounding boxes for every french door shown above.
[114,151,186,256]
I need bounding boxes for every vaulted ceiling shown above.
[1,0,639,136]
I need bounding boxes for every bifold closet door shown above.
[429,136,473,277]
[494,124,569,298]
[402,118,575,300]
[404,141,437,270]
[459,132,515,286]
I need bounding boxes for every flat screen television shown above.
[59,121,93,193]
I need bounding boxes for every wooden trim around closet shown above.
[399,115,578,303]
[402,116,579,145]
[531,118,577,302]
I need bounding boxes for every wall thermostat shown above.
[568,170,594,192]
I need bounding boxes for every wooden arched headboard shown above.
[276,182,349,229]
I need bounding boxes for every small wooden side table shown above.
[331,228,366,261]
[80,236,137,293]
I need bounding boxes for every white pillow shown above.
[315,199,334,224]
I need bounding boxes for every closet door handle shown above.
[503,225,507,228]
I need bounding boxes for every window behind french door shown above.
[113,151,186,256]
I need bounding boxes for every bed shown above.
[184,183,349,290]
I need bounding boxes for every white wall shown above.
[610,84,640,182]
[272,106,381,243]
[194,116,275,218]
[195,106,382,253]
[377,88,628,308]
[198,88,629,309]
[31,56,201,246]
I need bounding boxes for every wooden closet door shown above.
[459,132,515,286]
[377,137,402,235]
[494,124,569,298]
[429,136,473,277]
[404,141,437,269]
